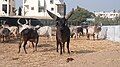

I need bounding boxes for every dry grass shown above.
[0,36,120,67]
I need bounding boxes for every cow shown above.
[47,9,74,55]
[86,23,102,40]
[37,26,52,43]
[1,21,19,39]
[70,26,84,39]
[0,28,11,42]
[17,19,39,54]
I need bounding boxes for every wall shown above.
[99,25,120,42]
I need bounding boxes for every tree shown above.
[68,6,95,25]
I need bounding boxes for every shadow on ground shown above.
[71,50,96,54]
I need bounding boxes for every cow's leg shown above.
[67,39,70,54]
[49,35,52,42]
[6,36,10,42]
[0,35,1,42]
[23,41,27,54]
[46,36,48,44]
[35,37,39,52]
[77,33,79,39]
[18,41,22,53]
[93,34,95,40]
[87,34,90,40]
[31,42,35,52]
[97,33,99,40]
[72,33,75,39]
[56,41,59,52]
[63,42,65,53]
[2,35,4,42]
[81,30,84,36]
[60,42,63,55]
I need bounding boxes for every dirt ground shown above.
[0,36,120,67]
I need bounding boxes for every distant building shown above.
[94,11,120,19]
[0,0,16,16]
[22,0,66,19]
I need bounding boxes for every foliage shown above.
[95,16,120,25]
[68,6,95,25]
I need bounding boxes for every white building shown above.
[23,0,65,19]
[0,0,15,16]
[94,11,120,19]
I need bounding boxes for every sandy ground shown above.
[0,36,120,67]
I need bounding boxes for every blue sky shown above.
[15,0,120,12]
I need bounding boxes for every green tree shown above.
[95,16,120,25]
[68,6,95,25]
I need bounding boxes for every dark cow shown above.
[47,9,74,55]
[0,28,11,42]
[17,19,39,54]
[71,26,84,39]
[18,28,39,54]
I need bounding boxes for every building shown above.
[0,0,16,16]
[23,0,66,19]
[94,11,120,19]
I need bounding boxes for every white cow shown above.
[37,26,52,42]
[87,24,102,40]
[1,22,18,39]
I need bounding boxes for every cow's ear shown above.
[65,8,74,20]
[47,10,59,20]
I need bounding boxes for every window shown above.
[2,4,7,13]
[50,0,53,4]
[12,7,15,12]
[57,4,64,15]
[24,0,27,3]
[3,0,7,1]
[51,8,54,11]
[31,7,34,10]
[38,0,45,12]
[38,7,45,12]
[9,5,11,14]
[110,14,113,16]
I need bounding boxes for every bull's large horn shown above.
[65,8,74,20]
[3,21,6,25]
[47,10,59,20]
[28,19,31,26]
[25,19,29,25]
[100,23,102,27]
[17,19,23,26]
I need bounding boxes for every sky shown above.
[15,0,120,12]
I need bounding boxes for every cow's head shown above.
[17,18,30,33]
[47,9,74,28]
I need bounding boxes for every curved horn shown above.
[28,19,31,26]
[25,19,29,25]
[65,8,74,20]
[100,23,102,27]
[3,21,6,25]
[47,10,59,20]
[17,18,23,26]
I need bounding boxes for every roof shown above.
[0,16,53,20]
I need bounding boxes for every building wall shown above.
[9,0,16,16]
[94,11,120,19]
[23,0,65,18]
[0,0,15,16]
